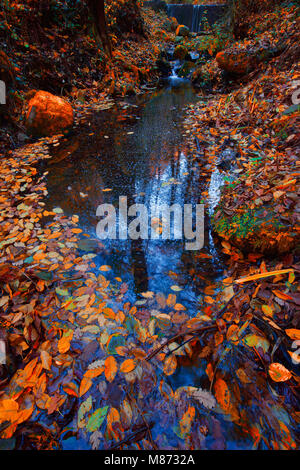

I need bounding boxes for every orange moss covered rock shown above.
[25,90,74,137]
[216,49,258,75]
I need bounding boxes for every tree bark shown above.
[88,0,112,57]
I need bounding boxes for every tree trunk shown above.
[88,0,111,57]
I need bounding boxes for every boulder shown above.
[173,45,188,61]
[25,90,74,137]
[174,36,183,45]
[191,60,221,89]
[216,44,277,76]
[216,49,257,75]
[175,25,190,37]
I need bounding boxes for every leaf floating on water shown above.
[99,265,111,272]
[53,207,63,214]
[170,285,182,292]
[179,406,195,436]
[235,269,294,284]
[141,291,154,299]
[86,406,109,432]
[163,355,177,376]
[214,378,231,413]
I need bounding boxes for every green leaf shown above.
[53,207,64,214]
[243,334,270,354]
[55,287,69,297]
[106,334,126,355]
[86,406,109,432]
[77,396,92,429]
[36,271,53,281]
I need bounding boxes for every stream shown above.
[42,73,238,450]
[45,76,226,306]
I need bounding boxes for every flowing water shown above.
[166,4,226,32]
[42,74,241,449]
[45,77,226,306]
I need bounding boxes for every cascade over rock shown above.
[166,4,226,33]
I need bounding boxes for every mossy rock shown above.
[176,25,190,37]
[174,36,183,44]
[213,199,300,256]
[173,45,188,61]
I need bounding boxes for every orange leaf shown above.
[0,399,19,424]
[180,406,195,436]
[58,336,71,354]
[285,329,300,340]
[163,355,177,376]
[104,356,118,382]
[84,367,104,379]
[120,359,136,373]
[235,269,293,284]
[79,377,92,397]
[269,363,292,382]
[272,290,293,301]
[214,378,231,412]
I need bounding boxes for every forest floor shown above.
[0,2,299,451]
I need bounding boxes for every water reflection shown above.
[45,81,224,299]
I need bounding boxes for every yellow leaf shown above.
[262,305,273,317]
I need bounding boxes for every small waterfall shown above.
[166,4,226,33]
